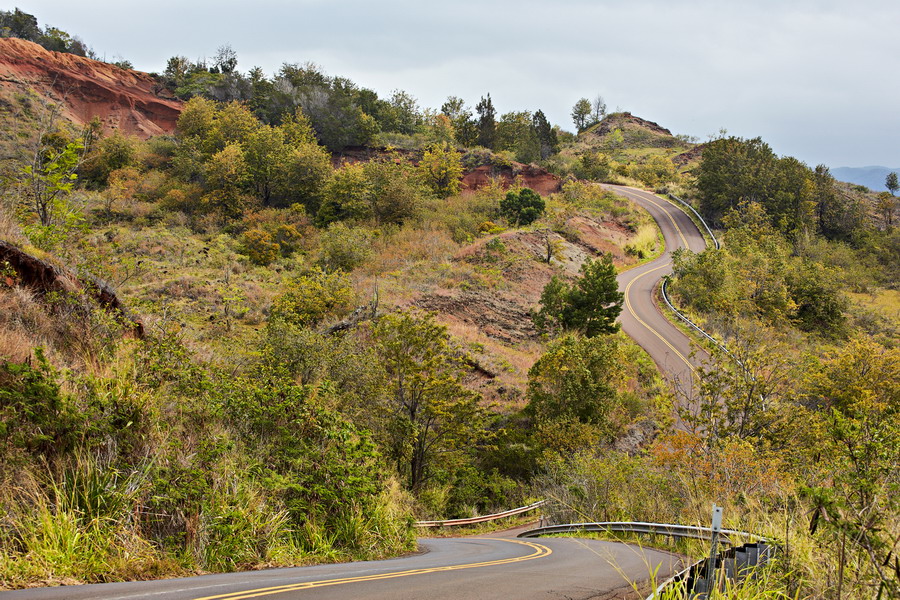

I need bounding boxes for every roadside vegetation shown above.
[0,38,665,588]
[0,22,896,598]
[537,136,898,598]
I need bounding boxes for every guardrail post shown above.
[707,505,723,591]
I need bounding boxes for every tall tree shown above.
[372,310,483,490]
[590,95,607,123]
[213,44,238,74]
[533,254,624,337]
[475,94,496,149]
[526,334,624,428]
[418,142,463,198]
[440,96,477,147]
[886,171,899,196]
[571,98,592,132]
[532,110,558,160]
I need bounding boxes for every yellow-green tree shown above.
[372,310,484,490]
[269,268,354,329]
[418,142,463,198]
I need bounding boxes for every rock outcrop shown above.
[0,240,143,337]
[0,37,181,139]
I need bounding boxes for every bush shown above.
[269,268,354,328]
[499,187,544,226]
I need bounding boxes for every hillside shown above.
[831,165,899,191]
[0,29,896,599]
[546,112,701,188]
[0,37,181,139]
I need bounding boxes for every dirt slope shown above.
[0,37,181,138]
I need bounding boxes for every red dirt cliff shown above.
[0,37,181,138]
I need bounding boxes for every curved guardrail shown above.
[517,521,773,598]
[667,193,719,250]
[517,521,762,543]
[414,500,547,528]
[661,276,733,360]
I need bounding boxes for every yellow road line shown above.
[615,187,696,376]
[193,539,552,600]
[623,262,696,376]
[632,191,690,251]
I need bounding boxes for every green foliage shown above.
[317,162,372,225]
[319,222,374,272]
[0,8,92,56]
[672,202,848,336]
[372,310,485,490]
[697,136,865,242]
[269,268,354,329]
[499,187,545,226]
[174,100,331,217]
[495,111,541,164]
[886,171,899,195]
[533,254,623,337]
[418,142,463,198]
[475,94,496,149]
[0,350,78,463]
[19,134,85,239]
[632,155,677,187]
[80,133,138,186]
[526,334,624,431]
[575,151,613,181]
[571,97,593,132]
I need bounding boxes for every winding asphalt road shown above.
[606,185,709,399]
[3,186,702,600]
[4,537,681,600]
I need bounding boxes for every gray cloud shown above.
[18,0,900,167]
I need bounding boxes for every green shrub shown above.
[499,187,544,226]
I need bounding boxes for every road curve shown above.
[3,537,681,600]
[606,185,709,398]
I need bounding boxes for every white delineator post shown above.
[708,504,723,590]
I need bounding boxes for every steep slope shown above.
[0,37,181,138]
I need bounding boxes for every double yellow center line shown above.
[620,190,696,377]
[194,539,552,600]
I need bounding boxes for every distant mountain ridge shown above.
[831,166,899,192]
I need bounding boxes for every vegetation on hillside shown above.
[0,28,896,598]
[0,52,667,588]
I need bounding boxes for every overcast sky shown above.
[14,0,900,168]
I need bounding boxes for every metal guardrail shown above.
[517,521,772,599]
[646,540,775,599]
[414,500,547,528]
[667,193,719,250]
[517,521,762,544]
[659,196,756,375]
[661,277,733,360]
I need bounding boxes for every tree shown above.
[377,89,420,135]
[571,98,592,132]
[499,187,544,226]
[526,334,624,428]
[876,192,895,227]
[80,132,138,186]
[213,44,238,74]
[533,254,624,337]
[495,111,540,164]
[441,96,477,147]
[20,135,85,229]
[591,95,607,123]
[269,268,354,329]
[475,94,496,149]
[532,110,558,160]
[418,142,463,198]
[316,163,373,225]
[886,171,899,196]
[372,310,484,490]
